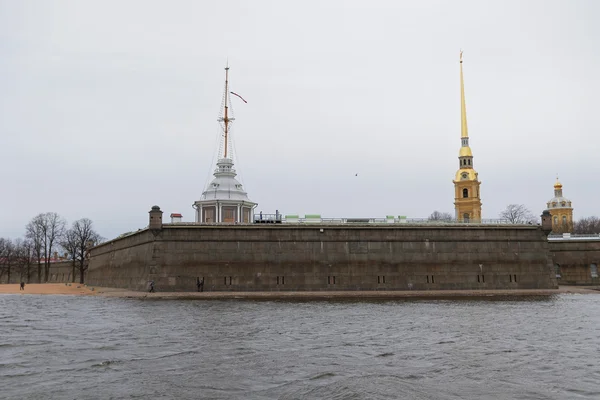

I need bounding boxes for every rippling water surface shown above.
[1,294,599,399]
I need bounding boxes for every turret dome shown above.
[547,178,571,209]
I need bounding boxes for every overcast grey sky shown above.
[1,0,598,240]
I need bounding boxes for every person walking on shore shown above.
[197,278,204,292]
[19,282,25,291]
[148,280,155,293]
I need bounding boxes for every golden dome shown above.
[554,178,562,189]
[459,146,473,157]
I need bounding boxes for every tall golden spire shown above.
[460,50,468,139]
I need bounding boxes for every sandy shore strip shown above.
[1,284,598,299]
[0,283,96,295]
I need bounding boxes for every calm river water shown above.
[1,294,599,399]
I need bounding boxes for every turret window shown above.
[462,188,468,198]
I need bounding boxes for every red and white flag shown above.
[230,91,247,103]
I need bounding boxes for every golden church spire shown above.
[453,50,481,223]
[460,50,468,139]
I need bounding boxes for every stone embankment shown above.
[2,284,598,299]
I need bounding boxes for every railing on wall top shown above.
[548,233,600,240]
[157,216,539,227]
[248,215,531,225]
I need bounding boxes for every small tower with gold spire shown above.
[453,51,482,222]
[193,65,257,224]
[546,178,573,233]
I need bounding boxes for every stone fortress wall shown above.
[549,237,600,285]
[86,221,559,292]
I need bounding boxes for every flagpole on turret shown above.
[223,64,230,159]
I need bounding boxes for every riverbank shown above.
[1,284,598,299]
[0,283,96,295]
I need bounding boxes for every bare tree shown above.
[428,211,454,221]
[44,212,66,282]
[499,204,537,224]
[64,218,103,284]
[573,216,600,234]
[60,228,79,283]
[13,239,35,284]
[26,212,66,282]
[26,216,45,282]
[0,238,15,283]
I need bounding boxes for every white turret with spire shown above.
[193,66,257,223]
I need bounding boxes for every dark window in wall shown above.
[328,276,336,285]
[463,188,469,198]
[378,276,386,284]
[224,276,233,285]
[277,276,285,285]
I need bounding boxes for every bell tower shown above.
[453,51,482,223]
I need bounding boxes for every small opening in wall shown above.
[513,274,517,283]
[277,276,280,285]
[427,276,429,284]
[477,275,480,283]
[282,276,285,285]
[333,276,336,284]
[383,276,386,284]
[431,275,435,284]
[482,275,485,283]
